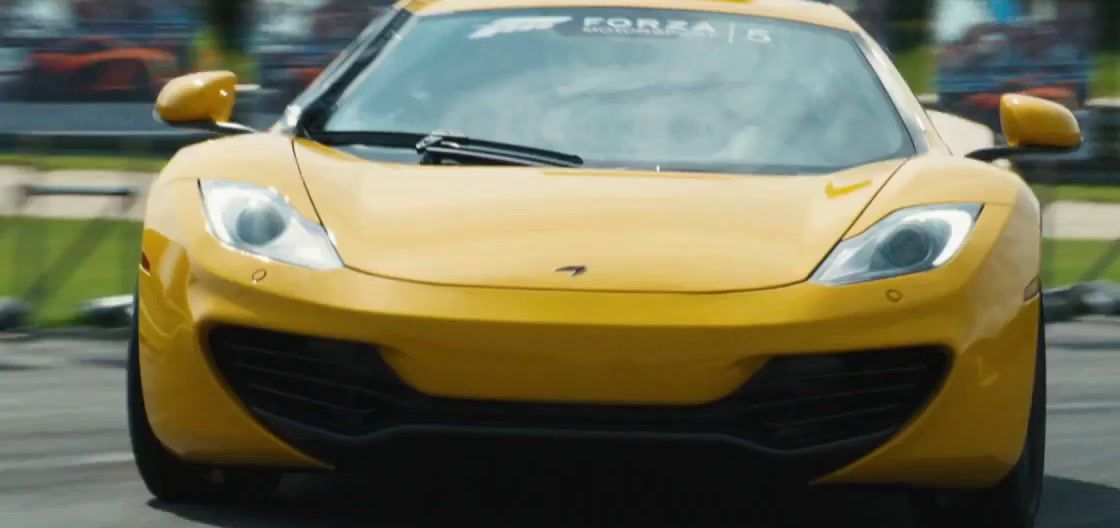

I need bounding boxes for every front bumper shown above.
[208,324,949,480]
[137,179,1041,489]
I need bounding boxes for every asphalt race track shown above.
[1,321,1119,528]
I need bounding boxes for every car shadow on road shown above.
[1039,476,1120,527]
[148,455,1120,528]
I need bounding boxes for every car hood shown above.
[294,141,906,293]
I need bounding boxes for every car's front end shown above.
[133,1,1073,525]
[137,132,1042,489]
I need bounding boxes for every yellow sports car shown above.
[130,0,1082,526]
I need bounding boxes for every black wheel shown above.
[912,318,1047,528]
[127,295,283,503]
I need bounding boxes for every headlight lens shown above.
[812,204,982,286]
[199,180,342,270]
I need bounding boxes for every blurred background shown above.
[0,1,1118,526]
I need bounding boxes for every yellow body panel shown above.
[138,0,1045,489]
[292,139,906,292]
[155,71,238,124]
[139,132,1042,488]
[1001,93,1083,149]
[926,110,997,156]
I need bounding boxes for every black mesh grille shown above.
[208,327,401,436]
[733,350,947,449]
[209,326,947,452]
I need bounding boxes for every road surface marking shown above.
[0,355,69,369]
[1048,401,1120,413]
[0,406,116,420]
[0,452,133,472]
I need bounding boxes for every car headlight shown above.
[199,180,342,270]
[812,204,982,286]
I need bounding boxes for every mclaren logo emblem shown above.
[555,265,588,277]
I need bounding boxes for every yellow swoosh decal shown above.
[825,179,872,198]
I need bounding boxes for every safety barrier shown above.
[0,130,214,157]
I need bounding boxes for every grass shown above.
[2,152,1118,205]
[1045,239,1120,287]
[0,217,141,326]
[1032,184,1120,204]
[894,47,1120,99]
[895,44,936,96]
[1093,51,1120,99]
[0,218,1117,326]
[0,154,167,174]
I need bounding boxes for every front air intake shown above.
[209,325,948,459]
[733,349,948,450]
[208,326,401,436]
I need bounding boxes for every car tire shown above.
[911,318,1047,528]
[127,295,283,503]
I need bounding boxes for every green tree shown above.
[1054,0,1118,51]
[207,0,249,54]
[1089,0,1118,51]
[885,0,934,53]
[192,0,256,81]
[887,0,933,23]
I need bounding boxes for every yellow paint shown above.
[155,71,238,124]
[926,110,996,156]
[139,127,1041,487]
[824,179,872,198]
[845,154,1035,236]
[294,139,906,293]
[137,0,1044,488]
[1001,93,1083,149]
[819,187,1043,488]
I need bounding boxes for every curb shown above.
[0,327,131,342]
[0,130,216,156]
[0,296,132,337]
[0,298,31,332]
[1043,281,1120,323]
[76,295,134,329]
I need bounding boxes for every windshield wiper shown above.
[415,132,583,168]
[310,130,583,168]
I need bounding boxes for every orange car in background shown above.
[22,35,178,101]
[960,79,1081,131]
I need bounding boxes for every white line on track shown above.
[0,356,70,368]
[0,407,117,420]
[1048,401,1120,413]
[0,452,133,472]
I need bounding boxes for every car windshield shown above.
[323,7,914,174]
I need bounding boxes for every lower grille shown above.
[209,326,947,454]
[208,327,401,436]
[733,350,947,450]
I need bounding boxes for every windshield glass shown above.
[323,8,914,174]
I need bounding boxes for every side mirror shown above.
[155,71,255,135]
[966,94,1081,162]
